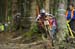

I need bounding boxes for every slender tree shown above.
[0,0,5,22]
[44,0,53,48]
[11,0,18,17]
[30,0,36,25]
[45,0,49,13]
[5,0,8,22]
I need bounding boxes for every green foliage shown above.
[30,23,38,33]
[23,23,42,40]
[7,16,12,21]
[27,23,39,37]
[0,24,4,31]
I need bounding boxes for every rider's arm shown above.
[35,15,41,21]
[46,13,54,17]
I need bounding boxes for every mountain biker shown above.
[36,9,53,29]
[36,9,45,33]
[46,15,57,40]
[36,9,57,38]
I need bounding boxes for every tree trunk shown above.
[0,0,5,22]
[11,0,18,17]
[56,0,68,42]
[11,0,18,31]
[45,0,53,48]
[30,0,36,28]
[5,0,8,22]
[45,0,49,13]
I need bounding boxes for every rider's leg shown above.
[51,26,56,39]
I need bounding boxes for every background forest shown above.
[0,0,75,49]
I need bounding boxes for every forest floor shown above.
[0,32,51,49]
[0,32,75,49]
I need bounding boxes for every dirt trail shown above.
[0,42,46,49]
[0,33,75,49]
[0,32,51,49]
